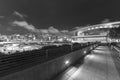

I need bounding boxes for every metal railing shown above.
[0,42,98,77]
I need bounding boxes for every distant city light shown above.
[91,27,94,30]
[88,28,91,30]
[90,47,93,50]
[84,51,87,54]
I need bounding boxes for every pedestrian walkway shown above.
[55,46,120,80]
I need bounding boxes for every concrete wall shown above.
[0,46,92,80]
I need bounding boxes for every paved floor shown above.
[55,46,120,80]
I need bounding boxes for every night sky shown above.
[0,0,120,31]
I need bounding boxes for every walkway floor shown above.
[55,46,120,80]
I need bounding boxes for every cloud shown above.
[38,26,60,34]
[12,20,53,34]
[0,16,4,18]
[48,26,59,33]
[101,19,110,24]
[73,26,85,30]
[12,20,37,32]
[12,21,59,34]
[38,26,70,35]
[12,20,71,36]
[13,11,27,19]
[8,11,72,35]
[61,30,69,33]
[74,26,80,29]
[39,29,49,33]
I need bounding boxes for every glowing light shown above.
[95,27,99,29]
[65,60,70,65]
[90,47,93,50]
[104,25,108,28]
[88,28,90,30]
[85,54,95,59]
[114,25,119,28]
[109,25,113,28]
[100,26,103,28]
[84,51,87,54]
[116,39,119,42]
[91,27,94,30]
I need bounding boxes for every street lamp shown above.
[65,60,70,65]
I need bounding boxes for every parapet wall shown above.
[0,46,94,80]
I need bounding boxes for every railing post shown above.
[46,50,48,59]
[71,43,73,51]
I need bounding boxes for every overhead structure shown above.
[72,21,120,43]
[73,21,120,36]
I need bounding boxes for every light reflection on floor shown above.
[59,67,78,80]
[56,46,120,80]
